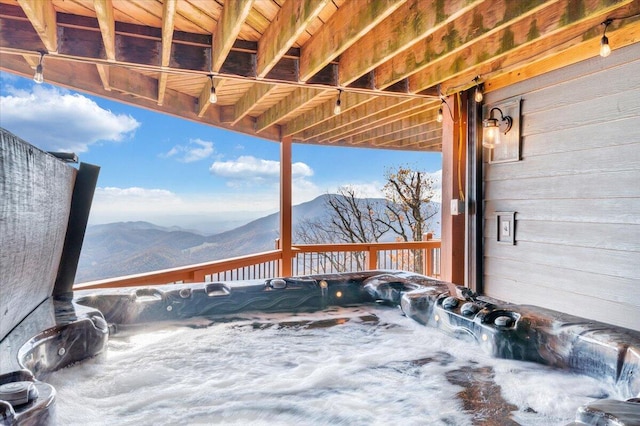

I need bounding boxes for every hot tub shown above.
[1,271,639,425]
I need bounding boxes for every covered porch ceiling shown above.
[1,0,639,151]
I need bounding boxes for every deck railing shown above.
[75,239,441,290]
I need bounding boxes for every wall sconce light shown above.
[600,19,613,57]
[334,89,342,115]
[33,52,45,84]
[209,75,217,104]
[483,107,512,149]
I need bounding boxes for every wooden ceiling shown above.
[1,0,639,151]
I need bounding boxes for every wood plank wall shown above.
[482,43,640,331]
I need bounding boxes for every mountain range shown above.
[76,195,440,283]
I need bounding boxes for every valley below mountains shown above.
[76,195,440,283]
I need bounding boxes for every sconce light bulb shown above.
[600,35,611,57]
[474,86,483,103]
[436,107,443,123]
[482,118,501,149]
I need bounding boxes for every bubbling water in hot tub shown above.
[48,306,618,425]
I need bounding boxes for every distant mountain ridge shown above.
[76,195,440,283]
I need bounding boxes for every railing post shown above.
[423,233,433,277]
[368,245,377,270]
[190,269,205,283]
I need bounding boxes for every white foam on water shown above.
[48,306,619,425]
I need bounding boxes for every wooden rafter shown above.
[256,0,331,78]
[211,0,255,73]
[350,110,437,145]
[336,0,481,86]
[410,0,637,95]
[17,0,57,52]
[373,0,557,90]
[96,64,111,91]
[302,97,421,142]
[158,0,178,105]
[255,87,326,133]
[285,92,374,137]
[226,82,277,125]
[313,99,435,144]
[299,0,408,82]
[93,0,115,61]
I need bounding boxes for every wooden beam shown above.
[211,0,255,72]
[280,135,293,277]
[283,91,373,137]
[372,127,441,148]
[337,0,478,86]
[255,87,325,133]
[229,82,277,125]
[158,0,177,105]
[96,64,111,91]
[440,94,466,285]
[374,0,554,90]
[93,0,115,61]
[409,0,636,94]
[109,67,158,101]
[299,0,407,82]
[257,0,331,78]
[22,54,38,68]
[197,76,214,117]
[17,0,57,52]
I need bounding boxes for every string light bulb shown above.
[33,52,44,84]
[334,89,342,115]
[600,19,613,57]
[436,107,443,123]
[473,76,483,103]
[208,75,217,104]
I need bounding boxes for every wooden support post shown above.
[441,94,466,285]
[423,232,433,277]
[280,136,293,277]
[368,246,377,270]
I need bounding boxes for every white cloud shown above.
[209,155,313,184]
[0,85,139,153]
[161,138,215,163]
[89,186,280,228]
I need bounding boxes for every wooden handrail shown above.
[74,241,441,290]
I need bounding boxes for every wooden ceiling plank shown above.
[230,82,278,125]
[96,64,111,91]
[256,0,331,78]
[315,100,434,144]
[302,96,421,141]
[283,91,374,137]
[17,0,57,52]
[211,0,255,72]
[409,0,637,94]
[255,87,326,133]
[371,126,441,148]
[350,110,436,145]
[158,0,177,105]
[299,0,407,82]
[337,0,480,86]
[93,0,115,61]
[374,0,556,90]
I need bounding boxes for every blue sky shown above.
[0,72,441,233]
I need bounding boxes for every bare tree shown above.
[294,166,439,274]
